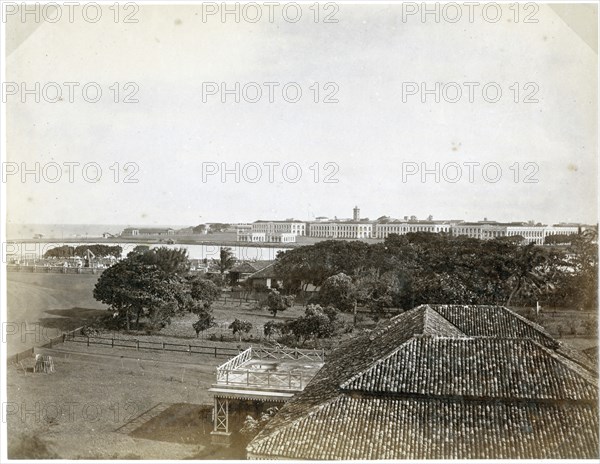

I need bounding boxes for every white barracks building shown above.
[238,207,585,245]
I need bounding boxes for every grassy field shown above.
[6,272,107,355]
[6,352,244,459]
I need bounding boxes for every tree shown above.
[263,320,282,339]
[229,319,252,341]
[188,276,220,309]
[265,289,295,317]
[192,306,215,337]
[43,245,75,259]
[93,247,191,330]
[130,245,150,256]
[287,304,336,343]
[319,273,358,325]
[192,224,207,234]
[216,247,237,276]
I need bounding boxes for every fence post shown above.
[111,338,114,348]
[214,347,217,358]
[87,337,90,347]
[188,345,192,356]
[162,342,165,351]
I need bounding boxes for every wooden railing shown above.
[214,345,324,390]
[216,369,306,390]
[252,345,325,362]
[216,347,253,379]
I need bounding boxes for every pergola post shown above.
[211,396,232,446]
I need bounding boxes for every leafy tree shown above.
[288,305,336,343]
[229,319,252,341]
[130,245,150,256]
[215,247,237,276]
[319,273,359,325]
[192,224,207,234]
[188,276,220,309]
[43,245,75,258]
[192,306,215,337]
[93,247,191,330]
[208,223,231,233]
[265,289,295,317]
[544,234,575,245]
[263,320,281,339]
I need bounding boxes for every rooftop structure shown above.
[208,345,325,444]
[247,305,598,460]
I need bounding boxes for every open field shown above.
[6,350,247,459]
[6,272,107,356]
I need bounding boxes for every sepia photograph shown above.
[1,0,598,461]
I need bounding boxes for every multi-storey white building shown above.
[237,232,297,243]
[252,221,306,236]
[375,221,451,239]
[451,223,581,245]
[308,221,374,239]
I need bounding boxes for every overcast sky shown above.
[5,2,598,226]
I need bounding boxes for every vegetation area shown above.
[43,244,123,259]
[88,232,597,348]
[275,232,598,313]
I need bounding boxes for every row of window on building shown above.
[237,221,581,245]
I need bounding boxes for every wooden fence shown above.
[7,327,85,364]
[64,333,242,358]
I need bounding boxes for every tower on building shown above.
[353,206,360,221]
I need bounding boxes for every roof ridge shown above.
[529,339,599,387]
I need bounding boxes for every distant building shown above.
[120,227,175,237]
[375,220,451,239]
[248,304,598,460]
[252,220,306,236]
[308,221,374,239]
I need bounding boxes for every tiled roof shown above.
[248,305,599,460]
[424,304,558,346]
[230,262,260,274]
[248,396,599,460]
[230,260,274,274]
[424,304,596,372]
[342,338,597,400]
[247,263,277,280]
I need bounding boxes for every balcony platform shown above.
[208,345,325,437]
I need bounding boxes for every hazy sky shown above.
[4,2,598,226]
